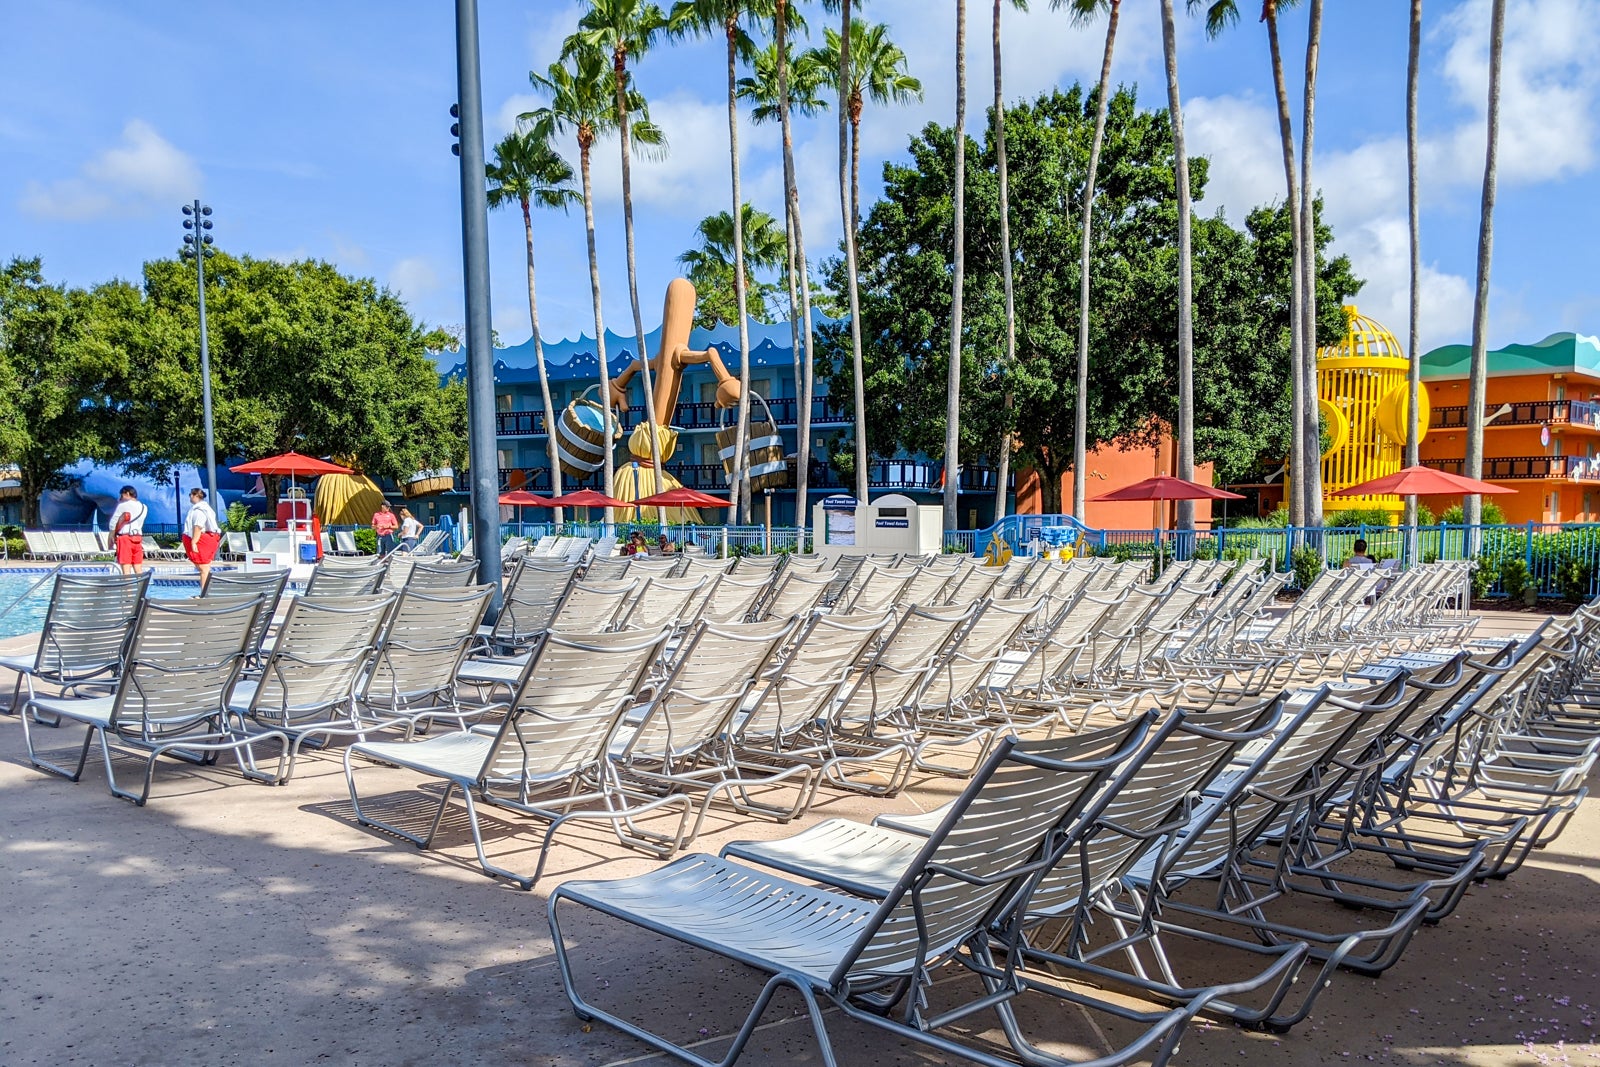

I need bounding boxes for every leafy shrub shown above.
[1416,503,1436,526]
[1291,546,1323,591]
[225,502,263,533]
[1556,555,1594,603]
[1423,550,1439,565]
[1470,556,1497,600]
[1440,501,1506,526]
[1191,539,1217,561]
[1498,556,1533,599]
[4,537,26,558]
[352,528,377,555]
[1326,507,1392,528]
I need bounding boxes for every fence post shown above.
[1525,521,1535,591]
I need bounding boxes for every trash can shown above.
[298,541,319,563]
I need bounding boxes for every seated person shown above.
[1343,538,1377,570]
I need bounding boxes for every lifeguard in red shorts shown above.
[109,485,149,575]
[182,487,223,587]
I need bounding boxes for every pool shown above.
[0,568,203,640]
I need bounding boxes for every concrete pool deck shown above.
[1,615,1597,1066]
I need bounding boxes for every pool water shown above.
[0,569,202,640]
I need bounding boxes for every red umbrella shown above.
[630,487,731,509]
[1090,475,1245,502]
[230,451,352,477]
[1332,465,1515,497]
[540,488,629,509]
[499,490,554,506]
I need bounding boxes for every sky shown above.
[2,0,1598,359]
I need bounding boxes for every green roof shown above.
[1421,332,1600,380]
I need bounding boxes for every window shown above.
[1556,384,1567,401]
[496,392,512,412]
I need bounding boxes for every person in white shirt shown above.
[397,507,424,551]
[108,485,149,575]
[183,488,223,586]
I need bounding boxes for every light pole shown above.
[452,0,503,612]
[181,201,219,505]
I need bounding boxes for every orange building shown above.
[1420,332,1600,524]
[1015,433,1217,530]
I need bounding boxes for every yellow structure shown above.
[1316,305,1429,519]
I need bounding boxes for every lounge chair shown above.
[550,717,1282,1067]
[406,557,479,589]
[1,572,150,711]
[345,627,674,888]
[201,568,290,667]
[20,595,286,804]
[303,559,386,597]
[358,584,495,732]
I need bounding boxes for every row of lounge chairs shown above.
[18,529,186,561]
[5,550,1589,1066]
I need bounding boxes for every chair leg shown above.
[20,702,96,782]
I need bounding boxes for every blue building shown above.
[437,317,1012,528]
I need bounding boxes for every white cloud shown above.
[20,119,200,220]
[389,257,440,300]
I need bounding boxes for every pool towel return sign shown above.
[875,507,910,529]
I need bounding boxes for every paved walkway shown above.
[1,619,1597,1066]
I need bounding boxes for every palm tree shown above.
[738,4,826,538]
[945,0,968,531]
[1403,0,1423,533]
[567,0,671,480]
[1194,0,1306,530]
[485,129,581,524]
[1063,0,1122,522]
[1159,0,1196,530]
[677,203,788,322]
[1463,0,1506,530]
[811,12,922,506]
[669,0,771,525]
[808,20,923,238]
[523,47,662,513]
[990,0,1029,521]
[1297,0,1325,528]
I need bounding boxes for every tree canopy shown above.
[0,253,464,521]
[818,85,1360,510]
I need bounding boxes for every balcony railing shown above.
[1427,456,1600,481]
[481,460,1013,495]
[1432,400,1600,431]
[494,395,852,437]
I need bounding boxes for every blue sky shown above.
[2,0,1596,357]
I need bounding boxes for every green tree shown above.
[566,0,671,476]
[523,48,662,509]
[678,204,788,327]
[121,253,462,515]
[669,0,772,523]
[819,88,1360,513]
[486,127,581,514]
[0,258,119,527]
[1158,0,1197,528]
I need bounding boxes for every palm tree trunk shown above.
[1264,4,1303,532]
[776,0,815,539]
[522,198,564,526]
[992,0,1015,522]
[1159,0,1195,531]
[1464,0,1505,531]
[615,56,664,484]
[1073,0,1121,521]
[726,23,754,526]
[579,141,616,520]
[1404,0,1423,536]
[838,0,869,503]
[850,105,863,240]
[944,0,967,532]
[1298,0,1325,529]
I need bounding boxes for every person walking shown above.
[109,485,149,575]
[397,507,423,552]
[372,501,399,555]
[182,487,222,588]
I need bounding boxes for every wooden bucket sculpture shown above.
[556,386,619,480]
[716,393,789,492]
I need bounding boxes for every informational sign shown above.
[875,518,909,529]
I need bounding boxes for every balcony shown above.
[1432,399,1600,431]
[1427,456,1600,481]
[494,395,853,437]
[480,460,1012,495]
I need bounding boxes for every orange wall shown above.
[1015,435,1216,529]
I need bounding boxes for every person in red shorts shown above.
[182,487,222,587]
[109,485,149,575]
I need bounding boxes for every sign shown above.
[1542,424,1552,448]
[874,518,909,529]
[821,494,858,511]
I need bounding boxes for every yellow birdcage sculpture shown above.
[1312,305,1429,520]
